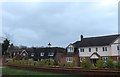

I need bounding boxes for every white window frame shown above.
[80,48,84,52]
[40,52,44,56]
[105,47,107,51]
[66,57,73,62]
[89,48,91,52]
[23,53,26,56]
[117,46,120,50]
[103,47,107,51]
[48,52,54,56]
[67,47,74,52]
[96,48,98,52]
[13,52,16,56]
[80,57,83,62]
[31,53,34,57]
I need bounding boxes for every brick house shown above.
[59,43,80,67]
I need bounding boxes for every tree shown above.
[2,38,10,55]
[96,57,104,68]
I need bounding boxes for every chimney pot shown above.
[81,35,83,40]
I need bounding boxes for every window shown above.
[96,48,98,52]
[31,53,34,57]
[103,57,108,62]
[67,47,74,52]
[48,52,54,56]
[89,48,91,52]
[80,57,83,62]
[103,47,105,51]
[13,52,16,56]
[117,46,120,50]
[105,47,107,51]
[66,57,73,62]
[40,52,44,56]
[103,47,107,51]
[23,53,26,56]
[80,48,84,52]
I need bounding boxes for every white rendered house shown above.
[67,34,120,64]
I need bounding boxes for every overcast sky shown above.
[1,0,119,47]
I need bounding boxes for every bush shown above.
[114,61,120,69]
[21,58,26,65]
[46,58,54,66]
[80,59,92,69]
[13,60,19,64]
[91,64,96,69]
[96,57,104,69]
[54,60,58,66]
[106,57,114,68]
[63,62,74,68]
[28,59,34,65]
[8,59,14,64]
[39,59,46,66]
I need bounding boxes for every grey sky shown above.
[2,1,118,47]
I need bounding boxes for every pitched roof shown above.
[34,47,65,53]
[72,34,120,47]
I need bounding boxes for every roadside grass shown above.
[1,67,83,77]
[2,67,63,75]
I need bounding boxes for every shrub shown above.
[38,59,46,66]
[46,58,54,66]
[13,60,19,64]
[63,62,74,68]
[54,60,58,66]
[28,59,34,65]
[80,59,92,69]
[8,59,14,64]
[96,57,104,69]
[21,58,26,65]
[114,61,120,69]
[106,57,114,68]
[91,64,96,69]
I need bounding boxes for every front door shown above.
[91,59,97,65]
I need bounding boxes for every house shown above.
[67,34,120,65]
[8,47,65,63]
[59,44,79,67]
[30,47,65,62]
[9,49,29,60]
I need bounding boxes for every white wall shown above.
[111,44,119,56]
[67,45,74,53]
[79,46,111,57]
[78,37,120,57]
[110,37,120,56]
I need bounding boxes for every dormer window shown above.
[31,53,34,57]
[48,52,54,56]
[40,52,44,56]
[23,53,26,56]
[67,45,74,53]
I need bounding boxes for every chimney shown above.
[81,35,83,40]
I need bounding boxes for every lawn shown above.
[2,67,62,75]
[2,67,82,77]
